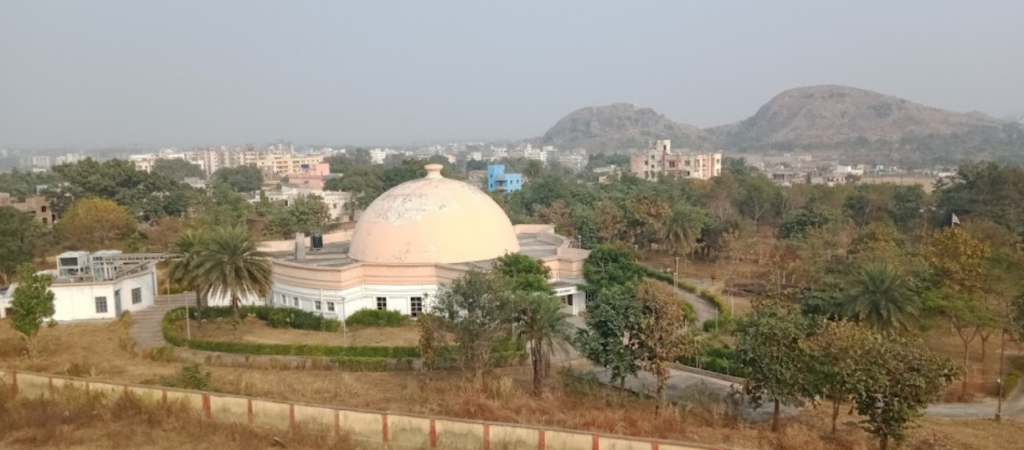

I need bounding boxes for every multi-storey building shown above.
[628,140,722,181]
[0,193,56,226]
[487,164,523,193]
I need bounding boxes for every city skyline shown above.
[2,1,1024,149]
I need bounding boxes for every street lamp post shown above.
[996,328,1007,421]
[674,256,679,292]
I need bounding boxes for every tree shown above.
[533,200,574,237]
[213,166,263,193]
[632,279,697,414]
[332,164,385,210]
[662,204,707,258]
[195,226,273,317]
[576,284,640,388]
[514,292,572,396]
[736,174,780,229]
[924,226,992,396]
[625,195,671,250]
[264,194,331,238]
[167,230,209,313]
[431,271,517,387]
[802,321,882,434]
[844,263,919,333]
[153,159,205,181]
[852,337,958,450]
[734,301,810,432]
[593,200,627,245]
[0,206,46,286]
[493,253,552,294]
[778,206,838,239]
[9,263,56,356]
[194,183,253,228]
[48,158,193,220]
[582,245,645,290]
[55,198,136,251]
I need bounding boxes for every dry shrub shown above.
[908,431,959,450]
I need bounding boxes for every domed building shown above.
[264,164,589,319]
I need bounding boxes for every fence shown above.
[0,369,747,450]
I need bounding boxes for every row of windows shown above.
[276,295,424,317]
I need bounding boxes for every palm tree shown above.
[514,292,572,396]
[661,206,704,258]
[844,262,919,333]
[196,226,273,317]
[167,230,208,313]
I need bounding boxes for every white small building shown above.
[0,251,158,321]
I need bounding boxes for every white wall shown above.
[0,267,156,321]
[207,282,441,321]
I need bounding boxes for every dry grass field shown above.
[176,316,422,346]
[859,175,939,193]
[2,318,1024,449]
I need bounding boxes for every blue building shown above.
[486,165,523,193]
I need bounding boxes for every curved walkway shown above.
[640,263,720,323]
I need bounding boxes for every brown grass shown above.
[925,328,1024,400]
[859,175,938,193]
[178,316,422,346]
[2,319,1024,450]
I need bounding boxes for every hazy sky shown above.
[2,1,1023,149]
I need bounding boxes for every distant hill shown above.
[537,86,1023,164]
[708,85,1010,154]
[537,103,712,153]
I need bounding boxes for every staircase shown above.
[131,293,193,350]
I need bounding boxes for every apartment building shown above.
[628,140,722,181]
[0,193,56,226]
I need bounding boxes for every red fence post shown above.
[538,429,546,450]
[430,418,438,448]
[290,404,296,430]
[651,441,659,450]
[247,399,253,425]
[483,423,491,450]
[592,434,600,450]
[202,393,212,420]
[48,377,54,398]
[335,410,341,436]
[10,371,17,393]
[382,413,389,444]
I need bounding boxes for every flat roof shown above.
[276,232,561,268]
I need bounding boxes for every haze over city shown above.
[2,0,1023,149]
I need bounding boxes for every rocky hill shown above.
[537,86,1023,163]
[537,103,712,153]
[708,85,1008,153]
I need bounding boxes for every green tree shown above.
[195,226,273,317]
[533,200,574,237]
[332,164,385,210]
[778,205,838,239]
[212,166,263,192]
[633,279,697,414]
[9,263,56,356]
[431,270,517,387]
[55,198,137,251]
[593,200,627,245]
[0,206,46,286]
[734,301,810,432]
[582,245,645,290]
[167,230,209,313]
[152,159,205,181]
[736,174,780,229]
[844,263,919,333]
[852,337,959,450]
[576,284,639,388]
[514,292,572,396]
[625,194,670,250]
[661,204,707,258]
[49,158,193,220]
[0,169,62,196]
[494,253,552,294]
[802,320,882,434]
[264,194,331,238]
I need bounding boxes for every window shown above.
[95,297,108,314]
[327,302,335,312]
[42,217,48,225]
[41,205,47,212]
[376,297,387,311]
[314,300,322,311]
[410,297,423,318]
[668,161,676,169]
[131,288,142,304]
[293,297,299,307]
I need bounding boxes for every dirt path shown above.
[926,388,1024,419]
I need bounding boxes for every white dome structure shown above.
[347,164,521,264]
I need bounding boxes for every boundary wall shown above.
[0,369,748,450]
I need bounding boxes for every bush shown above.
[191,306,248,321]
[677,343,750,378]
[1003,370,1022,399]
[345,309,409,328]
[161,363,211,390]
[332,356,416,372]
[698,290,731,320]
[702,316,732,333]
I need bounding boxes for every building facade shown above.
[628,140,722,181]
[0,193,55,226]
[486,164,523,193]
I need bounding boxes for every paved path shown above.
[925,387,1024,419]
[130,293,192,350]
[640,263,720,323]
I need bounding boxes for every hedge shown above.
[192,306,341,332]
[677,344,751,378]
[345,309,409,327]
[640,267,727,319]
[698,290,731,320]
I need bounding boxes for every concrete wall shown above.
[0,267,156,321]
[0,370,746,450]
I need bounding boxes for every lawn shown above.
[2,318,1024,450]
[174,315,422,347]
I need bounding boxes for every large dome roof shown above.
[348,164,521,264]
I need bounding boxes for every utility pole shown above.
[996,327,1007,421]
[674,256,679,292]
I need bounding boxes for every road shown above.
[925,388,1024,419]
[640,263,721,323]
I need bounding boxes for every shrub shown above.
[698,290,731,320]
[677,343,750,378]
[161,363,211,390]
[345,309,409,328]
[702,317,732,333]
